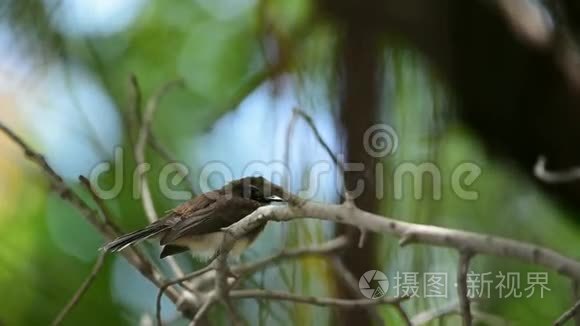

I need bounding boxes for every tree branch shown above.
[222,201,580,280]
[457,251,473,326]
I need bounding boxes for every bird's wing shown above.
[160,199,220,245]
[160,197,260,245]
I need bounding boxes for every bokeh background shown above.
[0,0,579,325]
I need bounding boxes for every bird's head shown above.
[226,176,287,204]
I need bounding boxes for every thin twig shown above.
[78,175,122,234]
[148,135,194,192]
[134,79,184,222]
[51,253,107,326]
[155,265,214,326]
[215,231,242,325]
[291,108,358,209]
[534,155,580,183]
[330,257,385,325]
[411,301,509,325]
[573,279,580,326]
[457,251,473,326]
[79,175,155,279]
[393,303,412,326]
[555,298,580,326]
[411,301,459,325]
[0,122,65,185]
[281,110,300,247]
[124,74,142,146]
[126,74,191,195]
[292,108,343,173]
[230,289,405,307]
[127,74,192,191]
[133,79,185,279]
[235,236,348,276]
[283,111,299,188]
[189,295,215,326]
[223,299,244,326]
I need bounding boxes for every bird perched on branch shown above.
[101,176,287,258]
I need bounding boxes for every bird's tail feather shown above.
[101,223,168,252]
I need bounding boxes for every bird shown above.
[101,176,287,259]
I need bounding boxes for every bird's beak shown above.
[265,195,285,202]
